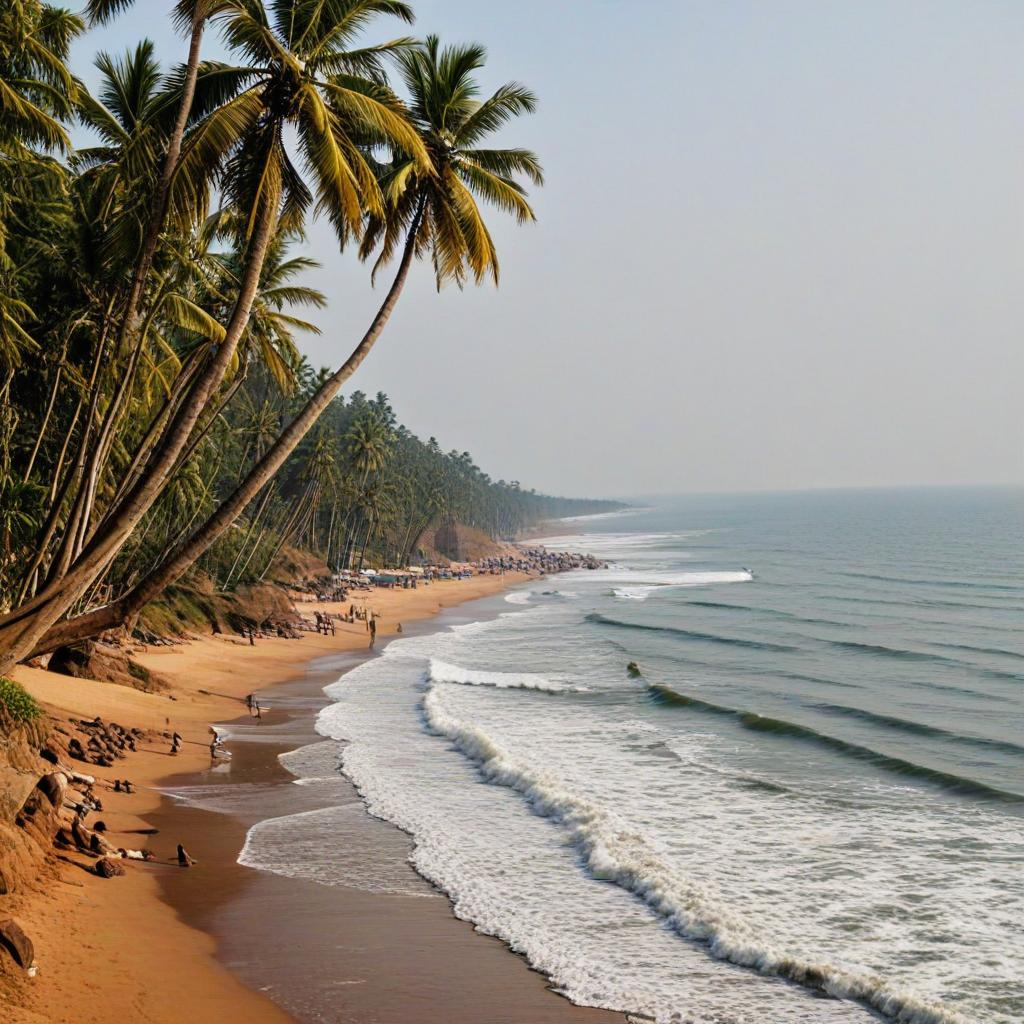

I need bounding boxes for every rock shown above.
[70,818,92,852]
[36,772,67,808]
[94,858,125,878]
[0,919,34,969]
[90,833,113,855]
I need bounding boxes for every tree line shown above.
[0,0,619,672]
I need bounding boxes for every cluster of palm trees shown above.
[210,387,614,589]
[0,0,616,673]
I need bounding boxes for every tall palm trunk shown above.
[30,206,423,657]
[0,196,278,674]
[356,517,373,572]
[0,13,210,674]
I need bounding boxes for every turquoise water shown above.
[302,487,1023,1023]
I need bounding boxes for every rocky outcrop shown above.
[47,642,170,694]
[419,522,513,564]
[0,707,51,900]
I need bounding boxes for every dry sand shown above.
[6,574,624,1023]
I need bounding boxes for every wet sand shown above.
[10,575,624,1023]
[150,600,626,1023]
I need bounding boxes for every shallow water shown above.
[254,488,1024,1024]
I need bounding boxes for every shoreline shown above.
[8,571,624,1023]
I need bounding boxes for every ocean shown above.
[246,487,1024,1024]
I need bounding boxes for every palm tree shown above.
[339,411,393,565]
[0,0,429,673]
[0,2,81,374]
[31,32,544,654]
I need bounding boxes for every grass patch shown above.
[0,677,42,723]
[127,661,151,683]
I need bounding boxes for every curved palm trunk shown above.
[116,11,206,346]
[356,517,374,572]
[0,13,210,673]
[30,207,423,658]
[0,197,277,673]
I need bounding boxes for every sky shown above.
[70,1,1024,499]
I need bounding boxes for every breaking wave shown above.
[602,570,753,602]
[427,658,581,694]
[421,685,971,1024]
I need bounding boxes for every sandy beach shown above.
[5,573,623,1024]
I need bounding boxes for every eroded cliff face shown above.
[0,708,51,901]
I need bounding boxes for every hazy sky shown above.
[72,1,1024,498]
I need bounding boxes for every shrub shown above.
[0,677,42,723]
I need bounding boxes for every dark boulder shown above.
[36,772,67,808]
[94,858,125,878]
[0,918,33,969]
[70,818,93,852]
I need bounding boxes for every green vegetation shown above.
[0,2,622,671]
[0,677,42,723]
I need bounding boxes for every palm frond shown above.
[164,292,228,341]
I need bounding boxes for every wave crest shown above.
[427,658,580,694]
[648,685,1024,803]
[421,686,970,1024]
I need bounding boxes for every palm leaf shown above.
[164,292,227,342]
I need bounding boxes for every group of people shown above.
[306,603,381,647]
[312,609,337,635]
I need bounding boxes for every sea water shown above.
[252,488,1024,1024]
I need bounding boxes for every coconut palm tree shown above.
[26,33,542,652]
[25,36,544,655]
[30,33,543,652]
[0,0,429,673]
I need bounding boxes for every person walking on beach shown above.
[369,617,377,648]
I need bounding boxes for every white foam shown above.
[603,570,752,600]
[317,646,919,1023]
[551,508,645,524]
[238,803,438,897]
[428,658,580,693]
[421,687,970,1024]
[302,576,1018,1024]
[534,531,698,553]
[504,590,532,605]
